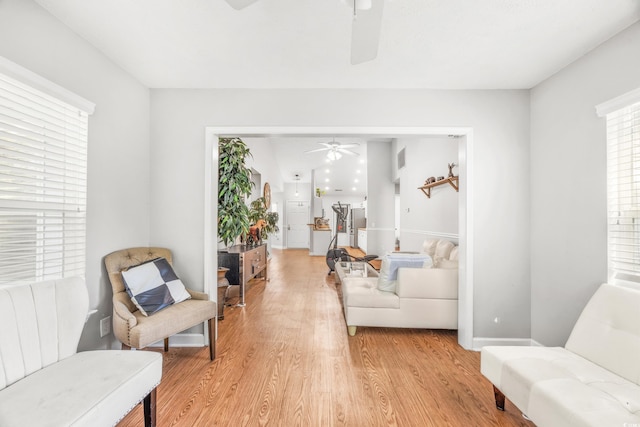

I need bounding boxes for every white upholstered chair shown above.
[0,277,162,427]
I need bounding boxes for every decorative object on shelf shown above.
[263,182,271,208]
[419,163,459,198]
[218,137,253,247]
[314,216,330,230]
[246,219,265,246]
[419,176,459,198]
[448,162,456,178]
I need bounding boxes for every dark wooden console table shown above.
[217,244,267,307]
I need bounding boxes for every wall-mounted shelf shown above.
[418,176,459,198]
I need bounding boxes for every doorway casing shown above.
[204,126,474,349]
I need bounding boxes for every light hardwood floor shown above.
[117,248,532,427]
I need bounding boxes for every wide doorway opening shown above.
[204,126,474,349]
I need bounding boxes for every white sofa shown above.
[341,239,458,336]
[481,283,640,427]
[0,277,163,427]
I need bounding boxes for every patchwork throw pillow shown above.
[121,257,191,316]
[377,253,431,293]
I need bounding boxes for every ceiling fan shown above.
[304,139,360,161]
[223,0,384,64]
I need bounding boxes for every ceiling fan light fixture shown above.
[327,150,342,161]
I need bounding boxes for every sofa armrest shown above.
[187,289,210,300]
[396,268,458,299]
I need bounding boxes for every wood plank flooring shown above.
[117,248,533,427]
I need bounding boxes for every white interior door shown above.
[286,200,310,248]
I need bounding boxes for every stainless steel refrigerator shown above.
[349,208,366,248]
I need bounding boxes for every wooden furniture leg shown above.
[208,318,216,361]
[493,385,505,411]
[164,337,169,352]
[143,388,157,427]
[122,343,131,351]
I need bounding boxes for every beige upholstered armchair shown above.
[104,247,217,360]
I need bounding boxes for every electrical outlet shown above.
[100,316,111,337]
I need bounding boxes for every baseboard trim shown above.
[472,337,543,351]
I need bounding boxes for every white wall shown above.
[367,141,397,256]
[396,137,459,251]
[530,22,640,346]
[149,88,531,341]
[0,0,151,350]
[243,137,285,193]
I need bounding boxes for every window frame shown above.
[0,57,94,285]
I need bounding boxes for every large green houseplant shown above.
[218,137,253,247]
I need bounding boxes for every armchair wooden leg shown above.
[122,343,131,351]
[164,337,169,352]
[208,318,216,361]
[143,388,157,427]
[493,385,505,411]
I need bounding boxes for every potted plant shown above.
[248,197,279,245]
[218,137,253,247]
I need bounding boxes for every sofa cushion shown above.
[434,240,455,263]
[436,258,458,269]
[481,344,640,425]
[565,283,640,385]
[377,253,431,292]
[344,277,400,309]
[396,268,458,299]
[528,377,640,427]
[0,350,162,427]
[122,257,191,316]
[422,239,438,258]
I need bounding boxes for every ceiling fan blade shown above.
[318,142,336,149]
[304,147,331,153]
[336,143,360,149]
[338,149,360,156]
[224,0,260,10]
[350,0,384,65]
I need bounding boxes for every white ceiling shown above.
[31,0,640,195]
[34,0,639,90]
[247,136,370,197]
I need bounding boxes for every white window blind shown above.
[0,72,89,285]
[606,100,640,283]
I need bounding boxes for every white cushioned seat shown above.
[0,351,162,427]
[481,283,640,426]
[343,277,399,309]
[0,277,162,427]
